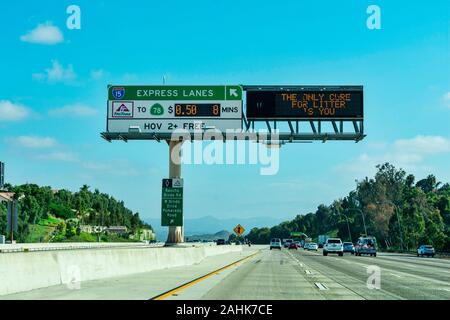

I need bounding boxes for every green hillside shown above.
[0,184,152,243]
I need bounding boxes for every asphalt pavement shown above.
[2,245,449,300]
[172,247,450,300]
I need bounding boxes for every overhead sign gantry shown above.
[101,84,366,245]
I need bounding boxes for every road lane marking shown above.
[150,251,260,300]
[389,273,402,278]
[315,282,328,290]
[345,258,450,285]
[305,270,313,275]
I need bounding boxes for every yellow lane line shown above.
[151,251,260,300]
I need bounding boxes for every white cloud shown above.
[10,136,57,148]
[90,69,105,80]
[48,103,97,117]
[36,152,79,162]
[82,161,139,176]
[335,135,450,176]
[394,135,450,154]
[0,100,30,121]
[444,92,450,108]
[20,22,64,45]
[122,73,138,82]
[33,60,76,83]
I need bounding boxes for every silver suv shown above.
[270,238,282,250]
[323,238,343,256]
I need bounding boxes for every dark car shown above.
[216,239,226,245]
[283,239,293,248]
[355,236,377,257]
[288,242,298,250]
[343,242,355,254]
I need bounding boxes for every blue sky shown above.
[0,0,449,224]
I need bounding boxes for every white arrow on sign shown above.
[229,88,238,97]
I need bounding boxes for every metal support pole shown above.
[395,206,404,252]
[10,201,14,243]
[343,214,352,243]
[347,208,367,236]
[165,140,183,244]
[360,209,367,236]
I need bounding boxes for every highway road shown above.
[165,247,450,300]
[2,246,449,300]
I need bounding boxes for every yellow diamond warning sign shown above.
[233,224,245,237]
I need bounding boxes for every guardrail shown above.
[0,242,164,253]
[0,241,226,253]
[380,249,450,258]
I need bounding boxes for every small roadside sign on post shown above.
[6,200,18,234]
[161,178,183,227]
[0,161,4,190]
[233,224,245,237]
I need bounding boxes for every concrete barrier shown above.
[0,244,242,296]
[0,242,162,253]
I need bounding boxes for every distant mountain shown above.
[147,215,288,241]
[185,230,231,241]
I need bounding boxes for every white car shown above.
[307,242,318,251]
[270,238,282,250]
[323,238,343,256]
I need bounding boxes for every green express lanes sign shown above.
[107,85,243,134]
[246,87,363,119]
[161,178,183,227]
[109,85,243,101]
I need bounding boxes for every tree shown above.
[416,175,440,193]
[243,163,450,251]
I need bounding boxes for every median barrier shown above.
[0,244,242,296]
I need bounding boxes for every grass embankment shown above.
[24,215,63,243]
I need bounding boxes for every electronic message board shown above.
[246,87,363,120]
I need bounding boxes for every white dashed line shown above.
[315,282,328,290]
[389,273,402,278]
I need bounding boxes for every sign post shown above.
[6,200,18,243]
[102,84,365,246]
[165,141,184,244]
[0,161,4,190]
[104,85,243,246]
